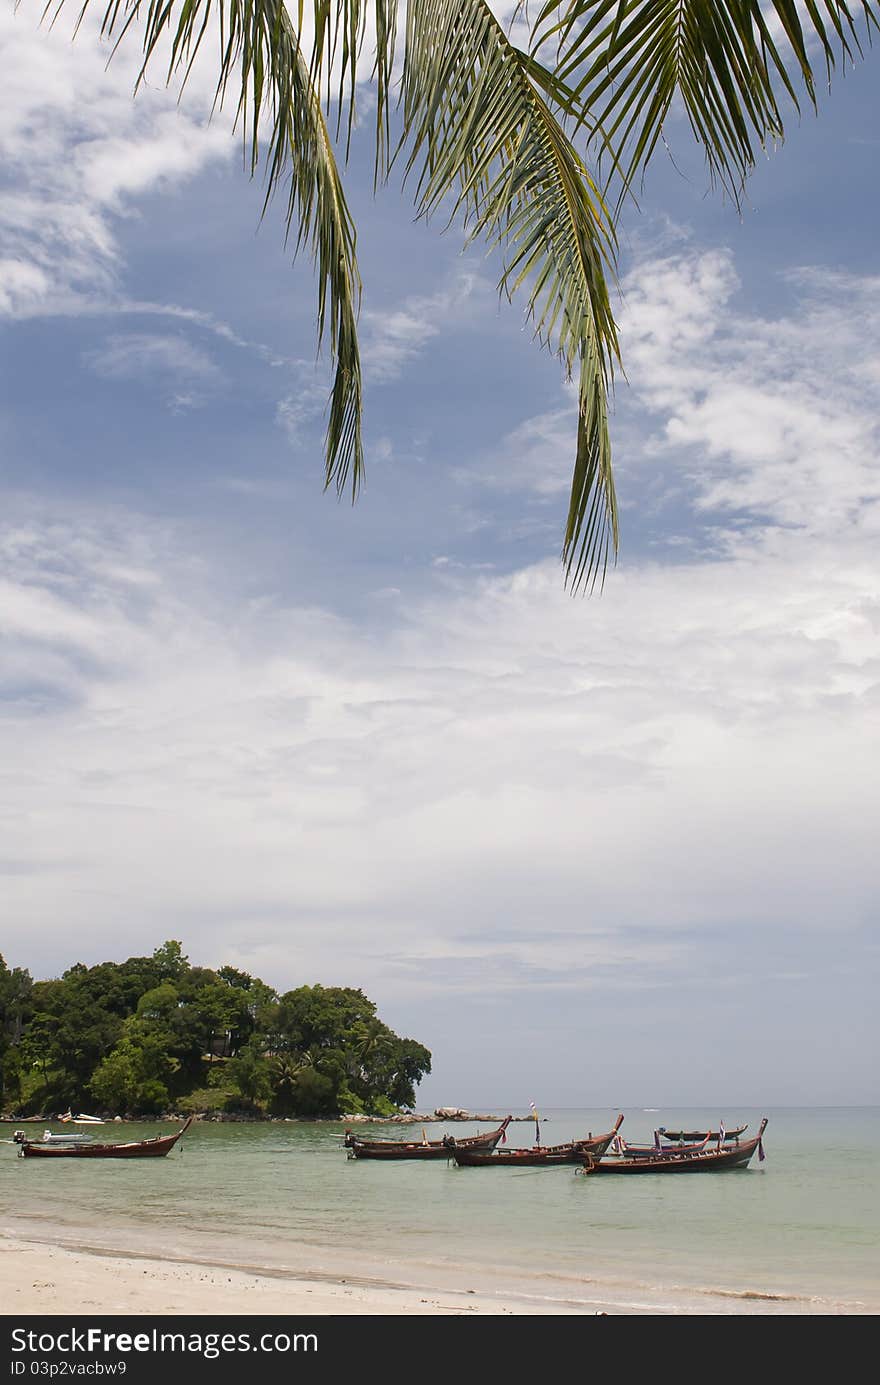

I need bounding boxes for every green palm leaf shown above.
[62,0,366,498]
[42,0,623,584]
[399,0,620,588]
[532,0,879,206]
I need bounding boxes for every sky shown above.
[1,4,878,1110]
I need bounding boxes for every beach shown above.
[3,1109,878,1317]
[0,1235,532,1316]
[1,1232,871,1316]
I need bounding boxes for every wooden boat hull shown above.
[657,1124,747,1143]
[452,1146,590,1167]
[17,1117,193,1159]
[449,1115,624,1167]
[346,1141,450,1160]
[607,1137,711,1159]
[582,1120,768,1174]
[345,1116,511,1160]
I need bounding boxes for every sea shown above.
[2,1106,878,1315]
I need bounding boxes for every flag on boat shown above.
[529,1101,541,1144]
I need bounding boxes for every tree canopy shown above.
[31,0,879,587]
[1,943,430,1119]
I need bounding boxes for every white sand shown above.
[0,1237,594,1315]
[1,1234,870,1315]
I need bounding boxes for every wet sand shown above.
[0,1236,594,1315]
[1,1234,867,1315]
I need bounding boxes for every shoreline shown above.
[0,1234,631,1316]
[0,1236,535,1316]
[2,1113,532,1126]
[1,1233,870,1316]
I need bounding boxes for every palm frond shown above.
[532,0,879,207]
[301,1,399,173]
[58,0,365,498]
[44,0,623,581]
[400,0,620,589]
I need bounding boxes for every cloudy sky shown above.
[1,4,878,1109]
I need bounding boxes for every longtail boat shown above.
[580,1119,768,1175]
[14,1116,194,1159]
[447,1114,624,1167]
[657,1123,747,1143]
[344,1115,511,1160]
[607,1131,726,1158]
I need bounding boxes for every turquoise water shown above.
[2,1108,878,1313]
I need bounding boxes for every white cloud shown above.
[1,11,877,1105]
[468,248,880,554]
[83,332,221,407]
[361,269,495,384]
[0,256,51,315]
[1,248,877,1104]
[270,269,497,449]
[0,491,876,1012]
[462,405,576,496]
[0,8,233,318]
[617,250,880,536]
[275,378,334,448]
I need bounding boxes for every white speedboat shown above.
[13,1130,94,1145]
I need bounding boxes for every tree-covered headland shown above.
[0,943,430,1119]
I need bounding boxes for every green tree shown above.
[89,1017,181,1114]
[133,977,214,1092]
[285,1065,339,1117]
[31,2,877,587]
[7,946,431,1116]
[0,955,33,1105]
[184,977,254,1058]
[274,986,378,1052]
[136,983,180,1023]
[216,966,254,991]
[215,966,277,1042]
[379,1038,433,1110]
[268,1049,347,1116]
[268,1052,312,1114]
[23,976,126,1109]
[346,1022,432,1110]
[225,1043,273,1108]
[151,941,188,981]
[12,958,173,1110]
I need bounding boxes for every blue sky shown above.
[1,5,878,1108]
